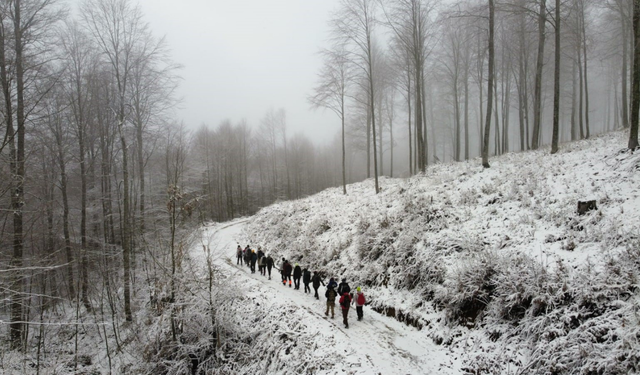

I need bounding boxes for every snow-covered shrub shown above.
[488,252,551,322]
[436,250,500,325]
[458,188,478,206]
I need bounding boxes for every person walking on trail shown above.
[293,264,302,290]
[337,278,351,296]
[353,287,366,321]
[283,260,293,287]
[279,258,286,284]
[265,255,274,280]
[325,284,337,319]
[236,245,243,265]
[250,250,257,274]
[312,271,324,299]
[258,254,266,276]
[339,292,352,328]
[327,277,338,290]
[244,246,251,269]
[257,247,264,262]
[302,268,311,293]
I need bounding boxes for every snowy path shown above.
[193,220,461,374]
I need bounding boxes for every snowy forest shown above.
[1,0,639,374]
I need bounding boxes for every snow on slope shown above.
[242,130,640,374]
[192,220,462,374]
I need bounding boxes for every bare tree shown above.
[332,0,380,192]
[81,0,150,322]
[310,47,352,194]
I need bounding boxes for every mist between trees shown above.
[0,0,639,370]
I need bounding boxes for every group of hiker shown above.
[236,244,274,278]
[237,244,367,329]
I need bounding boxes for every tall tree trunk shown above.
[571,60,578,140]
[55,124,76,300]
[622,4,630,129]
[415,63,424,172]
[118,111,133,322]
[421,68,429,167]
[551,0,561,154]
[452,50,460,162]
[630,0,640,150]
[9,0,26,349]
[368,45,379,193]
[532,0,547,150]
[581,1,590,139]
[482,0,495,168]
[464,65,470,160]
[578,40,585,139]
[366,93,372,178]
[494,74,500,155]
[341,96,347,194]
[503,60,511,153]
[136,117,145,232]
[407,68,413,174]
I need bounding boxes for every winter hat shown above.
[342,278,347,282]
[357,287,361,292]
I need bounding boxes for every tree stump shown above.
[577,200,597,215]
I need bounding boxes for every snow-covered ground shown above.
[2,131,637,374]
[193,220,462,374]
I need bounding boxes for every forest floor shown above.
[192,220,463,375]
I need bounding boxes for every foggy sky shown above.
[136,0,342,143]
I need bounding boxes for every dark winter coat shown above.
[339,293,351,310]
[337,282,351,296]
[312,274,324,289]
[266,256,274,269]
[302,269,311,284]
[327,279,338,289]
[251,252,257,263]
[325,287,337,302]
[283,262,292,276]
[293,265,302,279]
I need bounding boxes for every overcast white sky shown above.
[134,0,342,143]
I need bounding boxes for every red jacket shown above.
[339,293,351,310]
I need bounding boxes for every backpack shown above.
[357,293,365,305]
[340,294,350,308]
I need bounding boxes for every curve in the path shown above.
[194,220,460,375]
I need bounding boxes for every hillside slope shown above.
[246,131,640,374]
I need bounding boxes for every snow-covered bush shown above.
[436,249,500,326]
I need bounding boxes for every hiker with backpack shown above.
[282,259,293,287]
[339,292,352,328]
[337,278,351,296]
[325,283,337,319]
[327,277,337,290]
[293,263,302,290]
[312,271,324,299]
[258,254,266,276]
[353,287,366,321]
[257,246,264,262]
[302,268,311,294]
[250,250,258,274]
[236,245,243,265]
[266,255,274,280]
[244,246,251,268]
